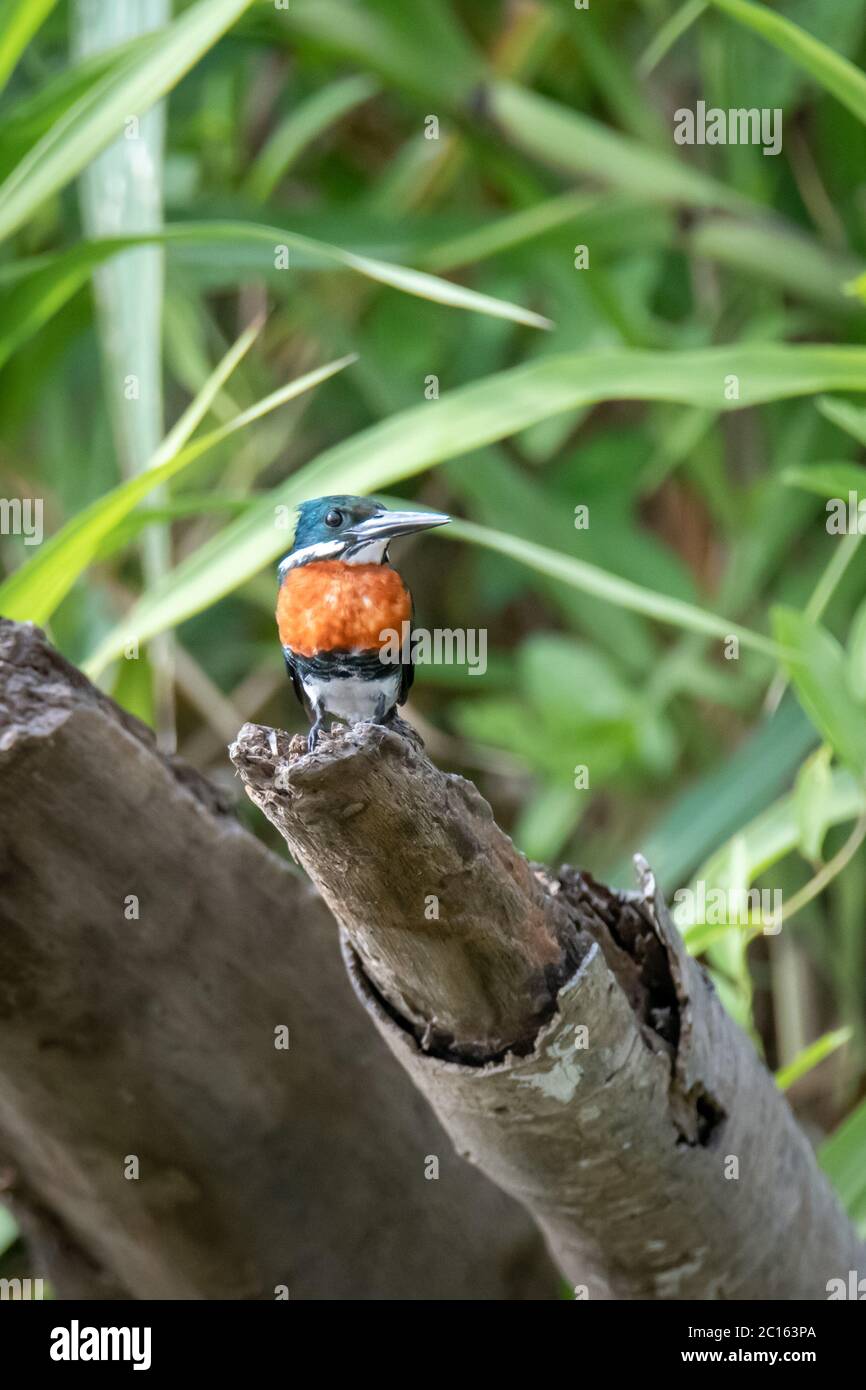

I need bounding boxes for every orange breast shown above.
[276,560,412,656]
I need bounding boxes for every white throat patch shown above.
[278,538,389,575]
[278,540,342,577]
[344,539,389,565]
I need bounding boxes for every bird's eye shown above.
[325,508,343,528]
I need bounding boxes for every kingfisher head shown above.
[278,495,450,575]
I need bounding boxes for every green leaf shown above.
[772,608,866,779]
[0,318,259,619]
[0,0,256,243]
[244,74,379,202]
[639,0,708,77]
[513,784,582,863]
[0,221,552,348]
[846,271,866,306]
[488,79,744,211]
[710,0,866,128]
[675,761,866,979]
[682,920,761,957]
[444,448,659,671]
[775,1027,851,1092]
[0,0,57,94]
[0,1205,17,1257]
[446,516,777,657]
[781,463,866,498]
[686,768,864,903]
[818,395,866,447]
[0,317,265,620]
[0,334,354,624]
[91,497,250,565]
[820,1096,866,1231]
[847,596,866,703]
[0,252,97,373]
[679,835,757,996]
[84,341,866,673]
[610,700,816,893]
[284,0,481,105]
[520,635,632,724]
[424,192,651,274]
[689,218,864,315]
[795,745,835,861]
[0,38,147,182]
[111,646,155,727]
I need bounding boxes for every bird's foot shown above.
[372,692,398,728]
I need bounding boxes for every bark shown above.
[231,717,866,1301]
[0,620,557,1300]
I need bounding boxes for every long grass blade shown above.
[0,0,255,242]
[441,517,779,657]
[711,0,866,128]
[244,74,378,202]
[775,1027,852,1091]
[0,0,58,94]
[0,333,352,623]
[0,221,553,335]
[81,341,866,672]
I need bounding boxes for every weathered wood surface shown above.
[0,621,557,1300]
[233,717,866,1300]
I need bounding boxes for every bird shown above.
[276,495,450,751]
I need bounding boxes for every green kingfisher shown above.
[276,495,450,750]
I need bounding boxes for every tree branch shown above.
[0,621,556,1300]
[232,717,866,1300]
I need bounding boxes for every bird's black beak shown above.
[345,508,450,544]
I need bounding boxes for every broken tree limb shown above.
[231,718,866,1301]
[0,621,557,1301]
